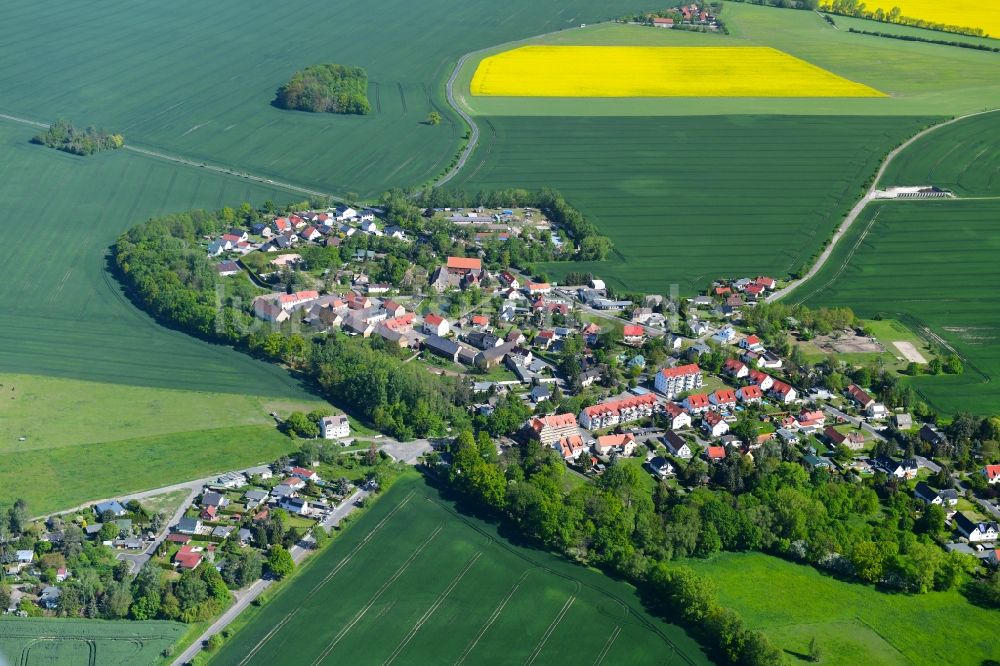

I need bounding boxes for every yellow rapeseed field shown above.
[470,46,885,98]
[855,0,999,36]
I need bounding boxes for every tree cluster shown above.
[821,0,987,36]
[32,120,124,156]
[275,64,371,115]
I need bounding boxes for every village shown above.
[196,202,1000,573]
[0,426,411,617]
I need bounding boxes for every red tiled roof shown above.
[685,394,709,409]
[596,433,635,448]
[713,389,737,404]
[472,315,489,325]
[425,313,445,326]
[531,413,577,431]
[704,411,724,425]
[623,325,644,337]
[706,446,726,459]
[985,464,1000,481]
[661,363,701,379]
[447,256,482,271]
[739,385,763,399]
[582,393,658,418]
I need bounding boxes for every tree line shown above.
[821,0,988,36]
[32,120,124,156]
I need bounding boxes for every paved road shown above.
[821,405,887,441]
[434,53,480,188]
[120,485,202,573]
[171,487,369,666]
[768,109,1000,304]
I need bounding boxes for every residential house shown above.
[723,359,748,379]
[39,586,62,610]
[663,403,691,430]
[877,456,918,479]
[647,456,675,479]
[776,428,799,444]
[382,300,405,318]
[174,545,203,570]
[654,364,703,398]
[954,513,999,543]
[846,384,875,410]
[702,411,729,438]
[321,414,350,440]
[712,326,737,345]
[747,370,774,391]
[623,325,645,345]
[824,425,865,451]
[423,313,451,336]
[652,16,675,27]
[594,433,637,457]
[201,492,230,509]
[737,385,763,403]
[919,424,948,451]
[710,388,737,410]
[528,413,579,445]
[278,476,306,491]
[893,413,914,430]
[555,435,587,461]
[578,393,659,430]
[663,430,693,459]
[525,282,551,296]
[215,260,241,277]
[914,482,959,507]
[704,446,726,461]
[95,501,127,518]
[175,518,202,535]
[279,497,310,515]
[683,393,710,414]
[244,489,269,509]
[983,465,1000,485]
[740,335,764,351]
[769,380,797,404]
[529,385,551,404]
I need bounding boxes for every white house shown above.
[702,411,729,438]
[955,513,999,543]
[321,414,350,440]
[654,364,703,398]
[663,430,692,459]
[663,403,691,430]
[423,313,450,337]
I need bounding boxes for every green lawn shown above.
[0,616,184,666]
[455,114,934,293]
[687,552,999,665]
[4,425,300,515]
[797,199,1000,414]
[210,474,709,665]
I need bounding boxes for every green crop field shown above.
[0,616,184,666]
[796,199,1000,414]
[0,0,656,198]
[210,474,709,666]
[455,115,934,293]
[0,120,331,513]
[454,3,1000,118]
[688,552,1000,665]
[879,110,1000,195]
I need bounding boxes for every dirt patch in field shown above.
[812,330,885,354]
[893,341,927,364]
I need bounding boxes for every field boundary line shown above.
[236,608,300,666]
[769,107,999,304]
[305,492,415,599]
[426,495,697,665]
[454,570,530,666]
[0,111,347,203]
[382,551,483,666]
[594,625,622,666]
[309,525,444,666]
[524,594,576,665]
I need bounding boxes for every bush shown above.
[276,64,370,115]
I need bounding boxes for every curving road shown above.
[767,108,1000,304]
[434,52,481,188]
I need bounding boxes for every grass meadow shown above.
[455,115,934,293]
[688,552,999,665]
[879,110,1000,196]
[3,426,301,516]
[210,474,709,666]
[0,616,184,666]
[798,199,1000,414]
[0,0,652,197]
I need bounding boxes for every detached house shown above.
[702,411,729,438]
[846,384,875,410]
[983,465,1000,485]
[555,435,587,461]
[769,380,797,404]
[663,430,693,459]
[622,325,645,345]
[723,359,748,379]
[954,513,999,543]
[321,414,350,440]
[423,313,450,337]
[914,482,958,507]
[663,403,691,430]
[683,393,710,414]
[824,425,865,451]
[737,385,763,403]
[594,433,638,457]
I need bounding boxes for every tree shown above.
[426,111,442,125]
[809,636,822,662]
[282,411,319,438]
[267,545,295,579]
